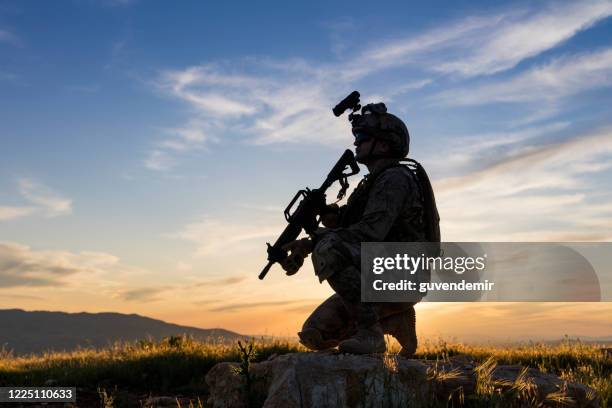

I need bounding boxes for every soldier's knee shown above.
[301,294,349,332]
[299,295,353,350]
[312,234,351,280]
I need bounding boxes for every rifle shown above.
[258,149,360,280]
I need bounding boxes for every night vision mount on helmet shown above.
[333,91,410,158]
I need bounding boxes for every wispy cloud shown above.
[209,299,318,313]
[0,241,173,308]
[435,127,612,241]
[437,127,612,194]
[434,48,612,105]
[193,276,247,287]
[0,179,72,221]
[18,178,72,217]
[0,293,44,301]
[0,242,120,288]
[430,121,571,176]
[143,149,177,171]
[169,217,282,257]
[0,206,36,221]
[430,1,611,76]
[115,287,166,302]
[237,203,283,213]
[146,2,612,170]
[323,17,356,58]
[148,62,351,170]
[144,119,218,170]
[351,1,611,78]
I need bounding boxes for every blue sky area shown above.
[1,0,611,339]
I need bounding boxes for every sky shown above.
[1,0,612,343]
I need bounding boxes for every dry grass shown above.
[416,338,611,406]
[0,336,610,407]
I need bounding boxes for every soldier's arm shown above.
[279,204,346,275]
[320,203,344,228]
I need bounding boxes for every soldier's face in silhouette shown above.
[354,134,390,163]
[354,134,374,162]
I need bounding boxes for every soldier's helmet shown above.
[351,103,410,158]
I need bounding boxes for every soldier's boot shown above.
[338,323,386,354]
[298,327,339,351]
[380,306,417,358]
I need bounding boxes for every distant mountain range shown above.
[2,309,609,356]
[0,309,245,355]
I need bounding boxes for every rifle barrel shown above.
[258,261,274,280]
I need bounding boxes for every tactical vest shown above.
[340,159,441,244]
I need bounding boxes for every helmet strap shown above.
[368,138,378,159]
[357,137,380,164]
[367,137,396,160]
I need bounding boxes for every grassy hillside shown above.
[0,337,610,407]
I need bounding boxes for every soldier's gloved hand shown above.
[280,238,314,276]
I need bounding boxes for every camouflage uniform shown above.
[300,164,427,355]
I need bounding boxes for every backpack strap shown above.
[400,158,441,243]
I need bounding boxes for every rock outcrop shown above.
[205,352,599,407]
